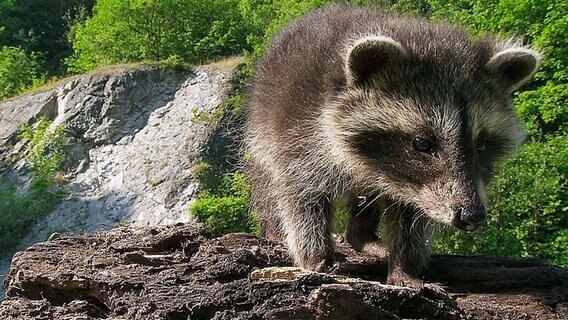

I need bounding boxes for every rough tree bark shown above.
[1,223,566,319]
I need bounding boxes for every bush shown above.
[189,168,257,237]
[516,83,568,139]
[0,118,66,257]
[189,195,250,237]
[18,118,67,184]
[0,180,63,255]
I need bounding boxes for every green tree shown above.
[67,0,251,72]
[0,0,95,76]
[0,46,39,100]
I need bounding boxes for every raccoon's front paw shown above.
[314,260,330,273]
[360,242,389,259]
[298,253,335,273]
[304,252,346,274]
[387,271,425,289]
[388,272,449,298]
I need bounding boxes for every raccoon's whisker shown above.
[355,192,382,216]
[378,199,400,228]
[410,210,426,232]
[425,217,437,240]
[395,204,406,230]
[383,199,400,214]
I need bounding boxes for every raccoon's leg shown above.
[249,161,334,270]
[247,161,284,241]
[279,194,335,271]
[345,195,388,258]
[381,205,431,288]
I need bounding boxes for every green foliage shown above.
[0,0,93,99]
[238,0,333,57]
[67,0,251,72]
[516,83,568,139]
[189,196,249,236]
[1,118,66,257]
[18,118,67,185]
[155,55,193,72]
[189,167,256,237]
[0,179,63,255]
[0,46,40,100]
[66,0,341,72]
[0,0,94,76]
[192,161,223,194]
[435,137,568,267]
[331,195,350,234]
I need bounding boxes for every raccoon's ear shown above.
[345,36,407,87]
[486,47,541,92]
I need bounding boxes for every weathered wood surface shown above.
[1,223,566,319]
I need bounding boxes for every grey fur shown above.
[244,5,540,286]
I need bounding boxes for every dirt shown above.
[1,223,566,319]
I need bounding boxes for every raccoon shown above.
[244,5,540,287]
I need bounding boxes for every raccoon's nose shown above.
[453,205,486,231]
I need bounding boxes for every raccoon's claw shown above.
[421,282,450,300]
[402,279,451,300]
[388,271,448,294]
[314,260,330,273]
[388,274,424,289]
[312,254,337,273]
[389,275,450,299]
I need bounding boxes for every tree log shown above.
[1,223,566,319]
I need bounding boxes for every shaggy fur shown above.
[244,5,540,286]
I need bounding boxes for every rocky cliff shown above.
[0,59,244,296]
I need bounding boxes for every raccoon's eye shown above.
[412,137,434,153]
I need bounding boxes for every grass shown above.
[208,56,245,70]
[1,61,188,103]
[0,179,63,257]
[1,56,246,104]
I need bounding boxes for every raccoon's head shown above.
[324,34,541,231]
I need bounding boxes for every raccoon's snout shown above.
[452,205,486,231]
